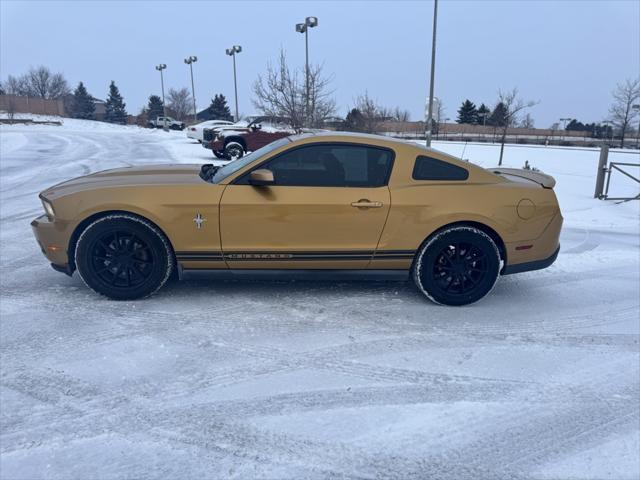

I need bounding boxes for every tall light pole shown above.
[632,104,640,147]
[296,16,318,126]
[425,0,438,147]
[184,56,198,124]
[155,63,167,130]
[225,45,242,122]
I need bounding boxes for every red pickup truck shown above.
[202,116,295,160]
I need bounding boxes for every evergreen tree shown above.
[456,99,478,124]
[343,108,365,132]
[477,103,491,125]
[147,95,164,119]
[70,82,95,119]
[208,94,233,121]
[104,81,127,124]
[488,102,508,127]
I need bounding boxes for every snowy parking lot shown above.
[1,119,639,479]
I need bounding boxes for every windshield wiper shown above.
[199,164,220,182]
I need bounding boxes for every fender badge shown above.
[193,213,206,229]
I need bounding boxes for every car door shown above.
[219,142,394,269]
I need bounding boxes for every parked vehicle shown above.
[186,119,234,142]
[202,116,295,160]
[147,116,185,130]
[31,132,562,305]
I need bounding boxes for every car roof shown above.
[288,131,458,159]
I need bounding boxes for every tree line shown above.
[1,63,638,147]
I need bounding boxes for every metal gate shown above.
[602,161,640,201]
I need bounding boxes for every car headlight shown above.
[42,198,55,218]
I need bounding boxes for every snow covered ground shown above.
[1,117,639,479]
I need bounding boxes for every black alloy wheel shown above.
[75,214,173,300]
[413,226,500,306]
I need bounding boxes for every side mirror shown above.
[249,169,274,186]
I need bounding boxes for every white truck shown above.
[147,116,185,130]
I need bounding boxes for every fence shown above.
[0,94,66,117]
[594,146,640,201]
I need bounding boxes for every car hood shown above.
[42,164,203,199]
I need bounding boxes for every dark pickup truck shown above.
[202,116,295,160]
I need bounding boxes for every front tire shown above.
[212,150,226,159]
[412,226,500,306]
[224,142,244,161]
[75,214,174,300]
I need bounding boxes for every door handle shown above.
[351,199,383,208]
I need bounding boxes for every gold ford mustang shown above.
[31,132,562,305]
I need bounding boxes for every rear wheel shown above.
[224,141,244,161]
[412,226,500,306]
[75,214,173,300]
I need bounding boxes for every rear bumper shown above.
[502,245,559,275]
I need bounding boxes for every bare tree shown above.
[349,92,392,133]
[393,107,411,122]
[4,74,30,96]
[167,87,192,121]
[520,113,535,129]
[4,66,69,99]
[609,78,640,148]
[495,88,538,165]
[252,49,335,128]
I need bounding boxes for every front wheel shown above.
[212,150,226,159]
[75,214,174,300]
[412,226,500,306]
[224,142,244,161]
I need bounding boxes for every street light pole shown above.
[632,104,640,148]
[226,45,242,122]
[425,0,438,147]
[184,56,198,124]
[296,16,318,127]
[155,63,167,130]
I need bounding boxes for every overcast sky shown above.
[1,0,638,127]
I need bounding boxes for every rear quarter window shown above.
[412,155,469,181]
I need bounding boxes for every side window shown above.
[412,155,469,181]
[239,144,394,187]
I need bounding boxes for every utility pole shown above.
[296,16,318,127]
[225,45,242,122]
[425,0,438,147]
[155,64,167,130]
[184,56,198,124]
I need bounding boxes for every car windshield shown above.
[210,137,292,183]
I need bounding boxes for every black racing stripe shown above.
[176,250,414,262]
[375,250,416,255]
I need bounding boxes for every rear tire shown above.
[412,226,500,306]
[75,214,174,300]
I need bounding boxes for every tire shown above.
[212,150,226,159]
[412,226,500,306]
[75,214,174,300]
[224,142,244,161]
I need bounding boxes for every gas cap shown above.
[517,199,536,220]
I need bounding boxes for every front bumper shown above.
[31,214,71,269]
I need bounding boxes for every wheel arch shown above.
[414,220,507,269]
[67,210,177,273]
[224,136,246,149]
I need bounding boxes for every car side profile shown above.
[31,132,562,306]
